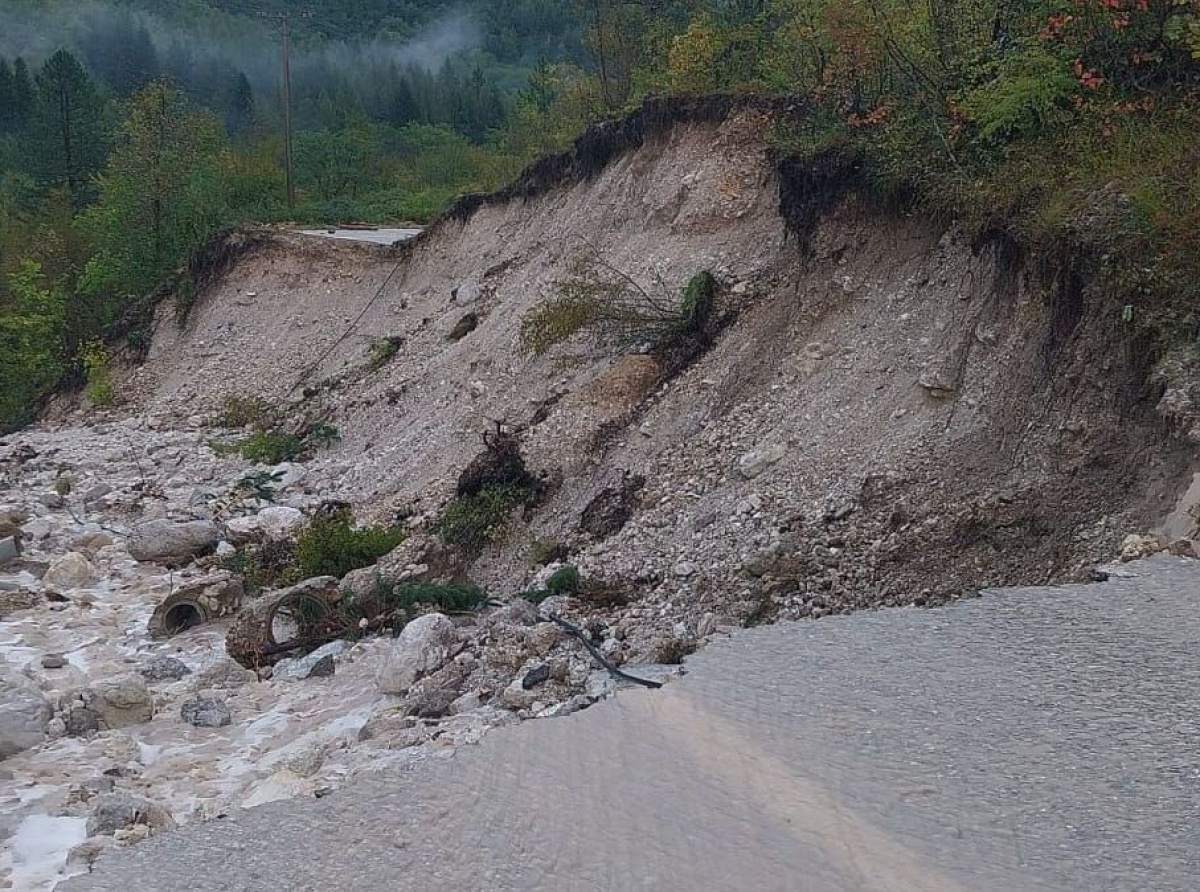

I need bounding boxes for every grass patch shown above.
[337,576,489,634]
[365,336,403,372]
[434,483,532,556]
[212,421,341,464]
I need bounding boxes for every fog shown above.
[0,1,485,96]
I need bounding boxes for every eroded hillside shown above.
[124,96,1192,622]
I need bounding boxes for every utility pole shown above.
[264,8,308,214]
[281,11,295,214]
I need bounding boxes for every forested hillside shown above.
[1,0,1198,434]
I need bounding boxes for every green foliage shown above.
[234,469,284,502]
[80,338,115,406]
[293,514,406,581]
[218,394,276,429]
[26,49,107,201]
[520,588,554,605]
[53,473,72,496]
[958,47,1076,146]
[78,83,232,308]
[212,417,339,463]
[222,537,297,596]
[0,260,65,430]
[365,336,402,372]
[545,564,581,595]
[434,484,531,555]
[230,430,303,464]
[305,422,341,450]
[392,581,489,615]
[528,537,567,566]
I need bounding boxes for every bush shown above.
[212,421,338,464]
[293,514,406,580]
[223,538,299,596]
[393,581,489,615]
[305,422,341,450]
[520,588,554,605]
[81,339,115,407]
[528,537,567,566]
[337,576,489,633]
[434,484,531,555]
[545,564,581,595]
[221,429,304,464]
[218,394,276,429]
[365,336,402,372]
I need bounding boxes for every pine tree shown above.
[0,59,15,133]
[11,58,35,130]
[386,77,420,127]
[28,50,107,201]
[225,72,255,135]
[78,12,161,96]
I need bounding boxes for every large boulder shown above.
[127,519,220,566]
[0,669,51,759]
[88,675,153,729]
[376,613,459,695]
[0,536,20,567]
[737,443,787,480]
[272,640,348,682]
[43,552,95,589]
[180,697,231,728]
[86,793,176,836]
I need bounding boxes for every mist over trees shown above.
[2,0,1199,434]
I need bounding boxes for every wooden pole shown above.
[282,12,295,214]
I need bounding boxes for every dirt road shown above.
[63,555,1200,891]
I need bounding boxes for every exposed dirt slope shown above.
[120,97,1194,630]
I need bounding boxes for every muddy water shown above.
[0,422,466,891]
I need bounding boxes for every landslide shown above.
[120,95,1195,631]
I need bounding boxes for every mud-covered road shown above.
[63,555,1200,892]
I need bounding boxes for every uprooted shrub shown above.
[293,511,406,580]
[434,483,533,556]
[456,425,539,498]
[519,250,721,371]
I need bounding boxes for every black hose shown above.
[542,611,663,690]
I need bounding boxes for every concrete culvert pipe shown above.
[149,595,210,638]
